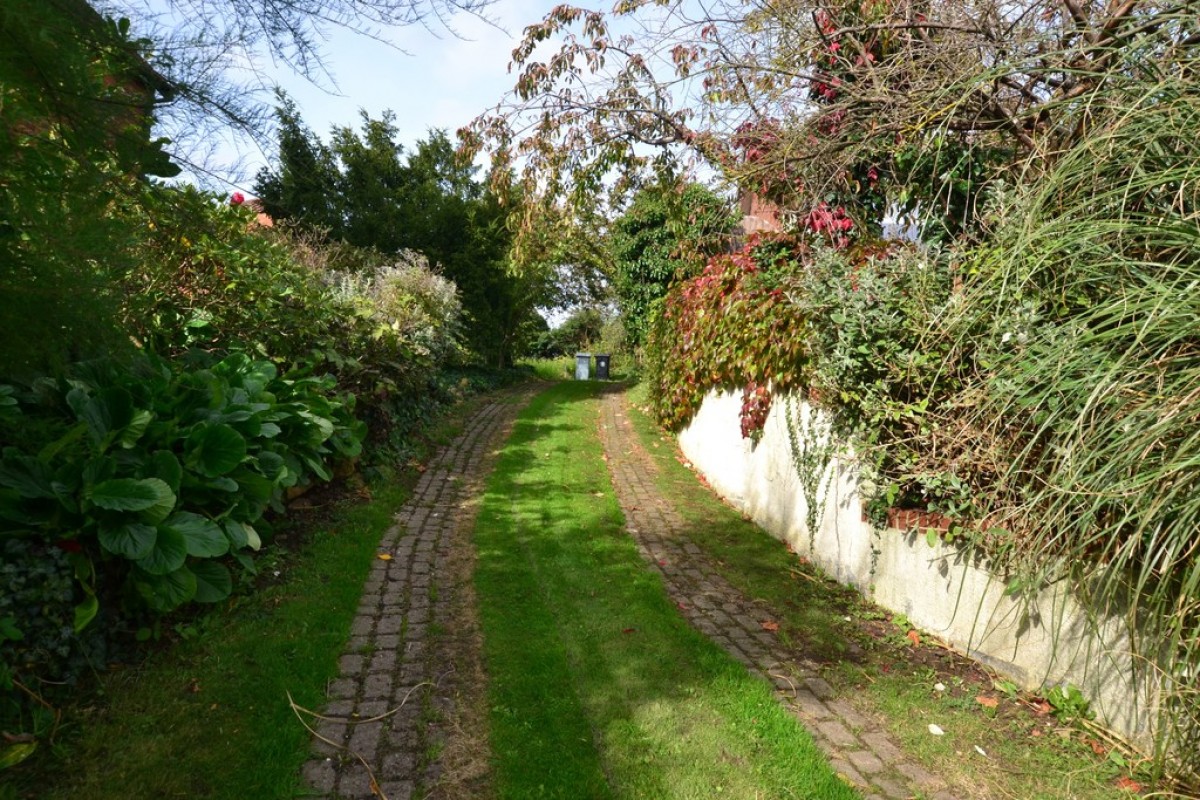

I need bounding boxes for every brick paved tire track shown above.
[301,388,536,800]
[598,388,963,800]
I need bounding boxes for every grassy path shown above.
[472,381,857,799]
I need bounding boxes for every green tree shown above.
[0,0,178,376]
[253,93,343,233]
[611,182,735,349]
[255,108,536,366]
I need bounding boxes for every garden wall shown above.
[677,389,1156,746]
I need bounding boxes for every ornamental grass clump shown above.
[948,78,1200,777]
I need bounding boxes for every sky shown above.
[218,0,563,192]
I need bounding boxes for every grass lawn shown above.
[622,382,1152,800]
[472,380,858,800]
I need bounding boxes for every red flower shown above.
[55,539,83,553]
[230,192,246,206]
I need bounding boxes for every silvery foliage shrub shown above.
[328,251,464,366]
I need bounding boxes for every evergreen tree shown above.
[254,106,531,365]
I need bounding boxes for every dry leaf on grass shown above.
[1115,776,1143,792]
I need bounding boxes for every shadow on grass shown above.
[473,381,858,800]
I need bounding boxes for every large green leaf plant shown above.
[0,352,363,622]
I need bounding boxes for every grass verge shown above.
[472,381,858,800]
[4,393,487,800]
[622,382,1155,800]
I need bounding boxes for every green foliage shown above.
[0,538,106,700]
[788,243,968,522]
[0,352,362,625]
[9,476,419,800]
[1045,685,1094,724]
[947,80,1200,776]
[255,107,531,365]
[0,348,362,761]
[326,252,465,375]
[611,183,737,349]
[0,0,177,377]
[525,307,607,358]
[251,92,343,233]
[120,186,466,459]
[123,185,348,365]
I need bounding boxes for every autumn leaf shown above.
[906,629,921,647]
[975,695,999,709]
[761,620,780,632]
[1084,737,1107,757]
[1114,776,1142,793]
[377,553,392,561]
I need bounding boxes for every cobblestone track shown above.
[598,389,962,800]
[301,389,534,800]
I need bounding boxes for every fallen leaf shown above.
[622,627,637,634]
[1084,737,1107,757]
[377,553,392,561]
[1032,699,1053,716]
[974,745,988,757]
[975,695,999,709]
[1115,776,1142,793]
[928,724,945,736]
[906,629,921,647]
[1030,728,1043,737]
[186,678,201,694]
[761,620,780,632]
[934,682,946,692]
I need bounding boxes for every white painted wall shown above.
[677,389,1156,746]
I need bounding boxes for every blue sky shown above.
[220,0,562,192]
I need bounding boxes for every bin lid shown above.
[575,352,592,357]
[595,353,610,359]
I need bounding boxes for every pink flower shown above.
[230,192,246,206]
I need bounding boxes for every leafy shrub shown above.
[326,252,464,371]
[0,0,177,377]
[0,538,105,694]
[612,183,737,350]
[0,352,363,623]
[787,243,970,520]
[122,186,353,366]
